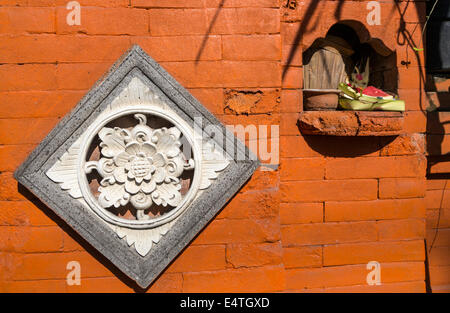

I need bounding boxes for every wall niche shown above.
[302,20,398,111]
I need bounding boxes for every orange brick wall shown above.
[0,0,435,292]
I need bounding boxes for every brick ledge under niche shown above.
[298,110,404,136]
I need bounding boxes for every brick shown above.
[279,202,323,224]
[223,88,280,115]
[0,172,25,201]
[325,155,426,179]
[147,273,183,293]
[132,0,206,7]
[56,7,148,35]
[150,8,279,36]
[427,228,450,247]
[398,66,423,89]
[286,262,424,290]
[427,134,450,156]
[0,144,36,172]
[281,22,301,46]
[55,0,128,6]
[377,219,425,241]
[280,136,320,158]
[282,44,302,66]
[66,277,134,293]
[322,281,426,293]
[427,112,450,134]
[280,112,300,136]
[2,280,66,293]
[222,114,280,141]
[399,109,425,138]
[62,231,84,252]
[0,64,56,91]
[427,207,450,230]
[379,133,425,156]
[0,118,59,145]
[282,66,302,89]
[238,169,279,193]
[299,111,403,137]
[217,191,279,220]
[325,199,426,222]
[397,89,427,111]
[10,251,114,281]
[149,9,207,36]
[281,135,381,158]
[0,0,55,6]
[426,92,450,111]
[427,179,450,191]
[280,158,324,181]
[404,111,427,133]
[182,266,285,292]
[226,242,283,268]
[323,240,425,266]
[0,226,63,253]
[223,35,280,61]
[0,91,83,119]
[281,89,302,113]
[56,63,111,90]
[188,88,223,115]
[133,0,279,8]
[281,221,377,246]
[280,179,378,202]
[192,218,280,245]
[167,245,226,273]
[0,35,131,64]
[0,7,54,34]
[428,246,450,266]
[134,35,222,62]
[379,178,426,199]
[222,61,280,87]
[425,189,447,209]
[161,61,223,87]
[0,201,56,226]
[429,265,450,288]
[283,246,322,269]
[208,7,280,35]
[428,159,450,176]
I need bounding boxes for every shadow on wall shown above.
[300,135,396,158]
[17,184,147,292]
[425,0,450,179]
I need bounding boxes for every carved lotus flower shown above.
[85,114,194,220]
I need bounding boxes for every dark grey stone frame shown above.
[14,45,260,289]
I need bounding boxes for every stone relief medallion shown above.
[15,46,259,288]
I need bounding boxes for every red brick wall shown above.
[426,107,450,293]
[0,0,434,292]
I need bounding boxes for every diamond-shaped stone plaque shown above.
[14,45,259,288]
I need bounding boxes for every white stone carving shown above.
[45,77,229,256]
[84,114,195,220]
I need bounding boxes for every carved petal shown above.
[98,127,127,158]
[125,141,141,155]
[141,180,156,193]
[98,183,129,208]
[152,182,182,207]
[125,180,140,194]
[46,139,82,198]
[199,142,230,190]
[153,167,166,184]
[114,151,131,167]
[112,221,174,257]
[154,128,181,157]
[140,142,157,156]
[113,167,127,183]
